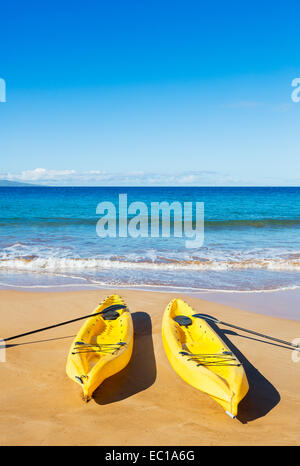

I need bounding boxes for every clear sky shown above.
[0,0,300,185]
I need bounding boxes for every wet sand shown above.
[192,288,300,320]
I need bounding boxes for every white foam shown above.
[1,256,300,272]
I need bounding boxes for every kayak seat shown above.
[102,310,120,320]
[100,304,127,314]
[173,315,193,327]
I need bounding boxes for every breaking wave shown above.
[2,255,300,272]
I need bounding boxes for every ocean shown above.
[1,186,300,293]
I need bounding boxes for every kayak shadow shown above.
[197,314,280,424]
[93,311,156,405]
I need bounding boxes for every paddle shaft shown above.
[4,304,126,342]
[194,314,300,349]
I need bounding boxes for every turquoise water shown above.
[1,186,300,292]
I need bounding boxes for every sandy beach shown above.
[0,288,299,446]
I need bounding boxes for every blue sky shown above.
[0,0,300,185]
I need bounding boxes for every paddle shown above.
[3,304,127,343]
[193,314,300,349]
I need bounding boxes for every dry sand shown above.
[0,289,299,446]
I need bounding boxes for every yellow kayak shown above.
[66,295,133,401]
[162,299,249,418]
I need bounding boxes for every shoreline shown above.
[1,283,300,321]
[0,288,300,445]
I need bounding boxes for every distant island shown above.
[0,179,37,187]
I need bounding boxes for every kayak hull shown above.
[162,299,249,417]
[66,295,133,401]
